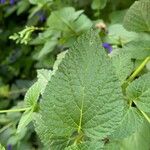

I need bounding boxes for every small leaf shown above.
[17,109,33,133]
[91,0,107,10]
[37,40,57,59]
[24,82,41,108]
[123,0,150,32]
[47,7,84,32]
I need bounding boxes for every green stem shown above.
[122,56,150,92]
[0,107,31,113]
[127,56,150,83]
[140,110,150,124]
[134,101,150,124]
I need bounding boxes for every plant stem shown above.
[127,56,150,83]
[0,107,31,113]
[140,110,150,124]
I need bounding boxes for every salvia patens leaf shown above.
[123,0,150,32]
[120,120,150,150]
[35,29,124,149]
[126,72,150,113]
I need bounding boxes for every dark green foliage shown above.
[0,0,150,149]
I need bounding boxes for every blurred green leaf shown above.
[0,143,5,150]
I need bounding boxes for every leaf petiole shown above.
[122,56,150,92]
[127,56,150,83]
[140,110,150,124]
[0,107,31,113]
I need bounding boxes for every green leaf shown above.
[104,141,120,150]
[120,120,150,150]
[126,72,150,113]
[29,0,52,5]
[24,82,41,108]
[106,24,139,45]
[47,7,83,32]
[71,15,92,34]
[111,51,133,84]
[17,109,33,133]
[122,40,150,60]
[123,0,150,32]
[53,51,68,72]
[46,7,92,43]
[37,40,57,59]
[0,144,5,150]
[35,29,124,148]
[110,107,143,139]
[37,69,52,95]
[66,141,104,150]
[17,0,30,15]
[109,10,127,24]
[91,0,107,10]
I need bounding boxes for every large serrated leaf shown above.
[123,0,150,32]
[120,120,150,150]
[65,141,104,150]
[111,51,133,84]
[110,107,143,139]
[47,7,84,31]
[35,29,124,149]
[127,72,150,113]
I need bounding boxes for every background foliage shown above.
[0,0,150,149]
